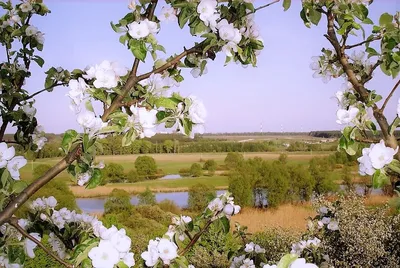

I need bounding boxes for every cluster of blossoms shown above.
[291,237,321,256]
[21,101,36,120]
[139,72,179,96]
[231,253,318,268]
[30,125,47,151]
[30,196,135,267]
[207,191,241,220]
[357,140,398,176]
[141,237,179,267]
[25,25,45,45]
[166,215,192,242]
[126,106,158,139]
[309,50,341,83]
[0,143,27,180]
[128,18,159,39]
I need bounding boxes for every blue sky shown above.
[7,0,400,134]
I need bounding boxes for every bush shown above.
[104,189,132,214]
[188,183,216,211]
[126,169,140,183]
[190,163,203,177]
[203,159,217,176]
[135,156,157,179]
[157,199,181,215]
[138,187,156,205]
[224,152,244,170]
[179,168,190,177]
[102,162,125,183]
[251,228,300,264]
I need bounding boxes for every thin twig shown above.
[9,217,73,268]
[0,140,18,144]
[24,82,66,101]
[381,79,400,113]
[354,137,380,143]
[345,35,381,49]
[179,220,213,256]
[254,0,280,12]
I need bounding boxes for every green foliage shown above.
[278,153,288,164]
[135,156,158,179]
[228,168,255,207]
[138,187,156,205]
[341,165,354,192]
[203,159,217,176]
[163,139,174,153]
[104,189,132,215]
[258,161,290,207]
[102,162,125,184]
[251,228,299,264]
[190,163,203,177]
[287,164,315,202]
[33,164,52,179]
[126,169,140,183]
[157,199,181,215]
[224,152,244,170]
[188,183,216,211]
[308,158,337,195]
[179,167,191,177]
[24,235,63,268]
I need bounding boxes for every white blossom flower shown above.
[45,196,57,208]
[197,0,217,23]
[122,252,135,267]
[19,2,33,13]
[24,233,41,258]
[188,96,207,124]
[0,142,15,168]
[358,147,375,175]
[100,225,118,240]
[217,19,242,44]
[7,156,27,180]
[76,110,104,135]
[157,238,178,265]
[77,172,91,186]
[141,239,160,267]
[255,244,266,253]
[291,241,306,255]
[207,198,224,212]
[327,220,339,231]
[368,140,398,169]
[336,106,359,124]
[88,240,120,268]
[263,265,277,268]
[241,258,255,268]
[159,6,177,22]
[128,21,150,39]
[222,41,238,57]
[319,206,328,214]
[110,229,131,253]
[128,0,136,10]
[67,78,89,106]
[25,26,38,36]
[48,233,66,259]
[129,106,158,138]
[321,217,331,225]
[289,258,318,268]
[35,32,45,44]
[306,237,321,247]
[84,60,127,89]
[22,103,36,119]
[244,242,255,253]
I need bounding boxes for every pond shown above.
[77,190,227,213]
[160,174,182,180]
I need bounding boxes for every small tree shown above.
[190,163,203,177]
[278,153,288,164]
[102,163,125,184]
[163,140,174,153]
[188,183,216,211]
[203,159,217,176]
[138,187,156,205]
[342,165,354,192]
[126,169,140,183]
[104,189,132,215]
[135,156,157,180]
[224,152,244,170]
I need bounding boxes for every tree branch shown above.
[178,219,213,256]
[254,0,280,13]
[0,145,82,225]
[324,11,398,153]
[8,217,73,268]
[24,82,67,101]
[345,35,381,49]
[0,140,19,144]
[380,79,400,113]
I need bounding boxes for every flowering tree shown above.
[0,0,398,267]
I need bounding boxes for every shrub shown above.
[102,162,125,183]
[179,168,190,177]
[135,156,157,179]
[203,159,217,176]
[138,187,156,205]
[157,199,181,215]
[224,152,244,170]
[104,189,132,215]
[190,163,203,177]
[126,169,140,183]
[188,183,216,211]
[251,228,300,264]
[278,153,288,164]
[308,157,337,195]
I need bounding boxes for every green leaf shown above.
[61,129,79,153]
[183,118,193,136]
[117,261,129,268]
[85,100,94,113]
[71,239,99,266]
[283,0,291,11]
[372,169,389,188]
[122,129,135,147]
[309,9,322,25]
[81,258,92,268]
[379,13,393,27]
[86,169,102,189]
[277,254,298,268]
[32,56,45,67]
[82,133,90,152]
[387,159,400,174]
[110,21,125,33]
[129,39,147,62]
[11,180,28,194]
[219,216,230,234]
[178,8,191,29]
[366,47,379,57]
[345,140,358,156]
[155,97,179,109]
[1,169,10,187]
[7,245,25,264]
[389,117,400,135]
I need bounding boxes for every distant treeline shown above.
[309,130,400,138]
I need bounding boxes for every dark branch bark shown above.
[24,82,66,101]
[9,217,73,268]
[345,35,381,49]
[0,145,82,225]
[179,220,213,256]
[381,79,400,113]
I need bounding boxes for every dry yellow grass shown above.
[231,204,316,233]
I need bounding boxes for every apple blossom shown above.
[48,233,66,259]
[207,197,224,212]
[197,0,217,24]
[19,2,32,13]
[289,258,318,268]
[128,0,136,10]
[241,258,255,268]
[357,140,398,175]
[35,32,45,44]
[141,239,160,267]
[122,252,135,267]
[24,233,41,258]
[244,242,255,253]
[128,21,150,39]
[159,6,177,22]
[336,106,359,124]
[0,142,15,168]
[222,41,238,57]
[188,96,207,124]
[319,206,328,214]
[217,19,242,44]
[67,78,89,107]
[7,156,27,180]
[129,106,158,138]
[157,238,178,265]
[88,240,120,268]
[77,110,104,135]
[25,26,38,36]
[84,60,127,89]
[110,229,131,253]
[22,103,36,119]
[45,196,57,208]
[327,220,339,231]
[77,172,91,186]
[254,245,266,253]
[358,147,375,175]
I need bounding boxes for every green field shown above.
[20,151,333,184]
